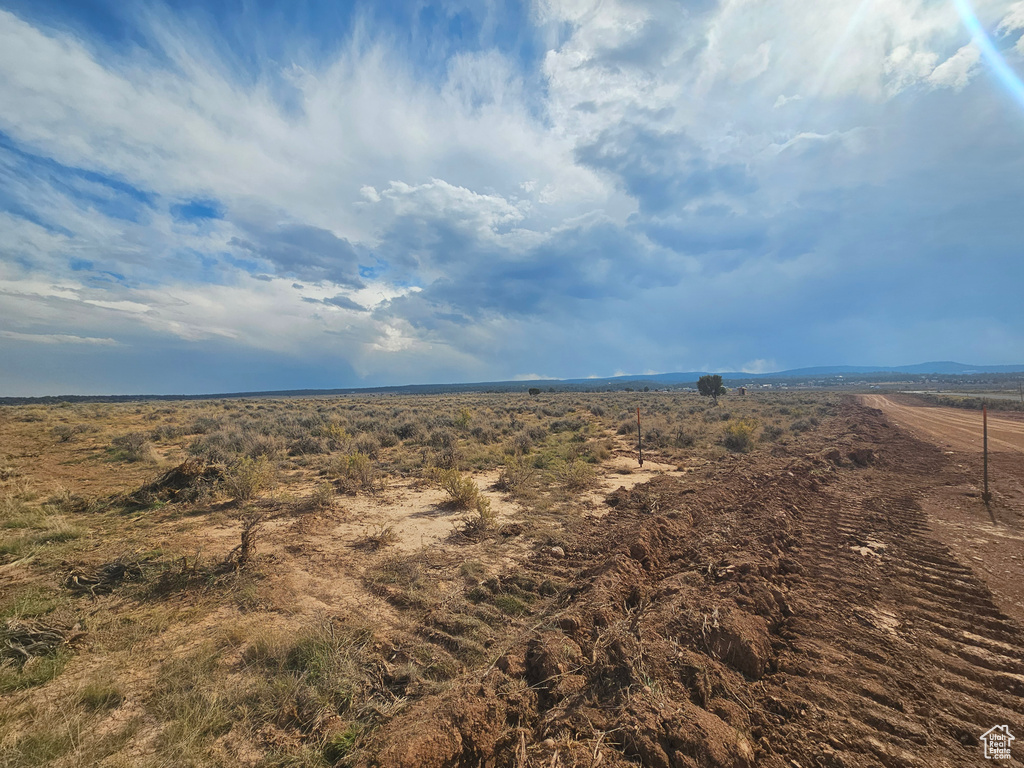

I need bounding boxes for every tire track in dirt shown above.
[767,406,1024,767]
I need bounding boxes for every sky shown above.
[2,0,1024,395]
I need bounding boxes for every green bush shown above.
[554,458,594,491]
[435,468,481,509]
[723,419,758,453]
[435,469,494,528]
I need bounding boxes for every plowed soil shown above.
[359,398,1024,767]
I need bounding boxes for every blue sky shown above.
[2,0,1024,395]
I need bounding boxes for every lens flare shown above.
[952,0,1024,109]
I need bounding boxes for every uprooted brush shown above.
[63,558,146,596]
[1,619,85,663]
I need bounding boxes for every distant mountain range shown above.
[3,362,1023,404]
[561,361,1024,385]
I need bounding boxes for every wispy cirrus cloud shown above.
[0,330,119,345]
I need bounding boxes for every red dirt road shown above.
[860,394,1024,453]
[861,392,1024,628]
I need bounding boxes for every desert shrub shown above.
[310,482,335,511]
[288,434,329,455]
[241,432,284,459]
[673,429,696,448]
[434,469,494,527]
[321,422,351,450]
[375,430,398,449]
[188,428,281,463]
[223,456,276,501]
[554,458,594,491]
[150,424,185,442]
[579,439,612,462]
[761,424,785,442]
[507,431,533,455]
[333,453,380,494]
[110,432,157,463]
[642,424,672,449]
[526,425,548,441]
[470,425,498,443]
[429,429,462,469]
[496,456,536,494]
[616,418,636,435]
[723,419,759,453]
[460,497,496,533]
[187,434,235,465]
[429,428,457,449]
[393,421,423,441]
[52,425,76,443]
[589,404,605,417]
[362,524,399,549]
[550,418,586,433]
[435,468,480,509]
[454,408,472,431]
[790,419,812,433]
[186,416,222,434]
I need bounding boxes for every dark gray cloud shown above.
[229,224,366,288]
[575,126,756,214]
[373,216,688,338]
[300,294,368,312]
[323,294,368,312]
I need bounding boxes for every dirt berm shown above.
[358,400,1024,767]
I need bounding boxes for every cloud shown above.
[229,224,366,288]
[323,294,369,312]
[575,125,756,214]
[0,331,119,345]
[927,43,981,90]
[740,359,777,375]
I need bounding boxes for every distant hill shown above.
[2,362,1023,404]
[559,362,1024,385]
[770,362,1024,377]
